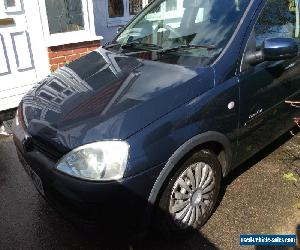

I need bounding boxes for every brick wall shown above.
[48,40,101,72]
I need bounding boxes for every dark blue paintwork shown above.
[263,38,298,60]
[12,0,300,232]
[21,50,214,158]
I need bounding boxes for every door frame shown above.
[23,0,50,81]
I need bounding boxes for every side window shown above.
[255,0,300,48]
[241,0,300,71]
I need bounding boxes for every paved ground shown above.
[0,132,299,250]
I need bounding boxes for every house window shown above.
[129,0,143,15]
[39,0,99,46]
[107,0,145,26]
[45,0,85,34]
[108,0,125,18]
[142,0,184,28]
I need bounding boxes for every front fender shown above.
[147,131,232,205]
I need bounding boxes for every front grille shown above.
[32,139,62,162]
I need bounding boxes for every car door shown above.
[236,0,300,164]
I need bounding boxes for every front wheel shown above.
[156,150,222,236]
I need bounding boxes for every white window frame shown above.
[107,0,148,27]
[145,0,184,22]
[38,0,101,47]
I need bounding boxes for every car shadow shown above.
[1,129,299,249]
[43,130,299,249]
[1,134,219,249]
[31,183,219,250]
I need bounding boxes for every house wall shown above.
[93,0,150,45]
[47,0,140,72]
[93,1,120,45]
[40,0,151,71]
[1,0,125,113]
[48,40,101,72]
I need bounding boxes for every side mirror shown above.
[245,38,298,65]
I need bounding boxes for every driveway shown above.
[0,132,299,250]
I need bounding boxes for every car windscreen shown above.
[108,0,250,67]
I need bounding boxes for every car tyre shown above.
[155,150,222,237]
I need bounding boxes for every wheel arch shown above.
[148,131,232,205]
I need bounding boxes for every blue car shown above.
[13,0,300,236]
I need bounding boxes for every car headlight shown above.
[56,141,129,181]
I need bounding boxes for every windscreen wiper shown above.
[121,41,163,50]
[103,43,120,49]
[104,42,216,54]
[158,44,216,54]
[104,42,162,51]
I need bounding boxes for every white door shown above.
[0,0,49,112]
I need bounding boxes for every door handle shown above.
[0,18,15,26]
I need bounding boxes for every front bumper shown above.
[13,125,163,233]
